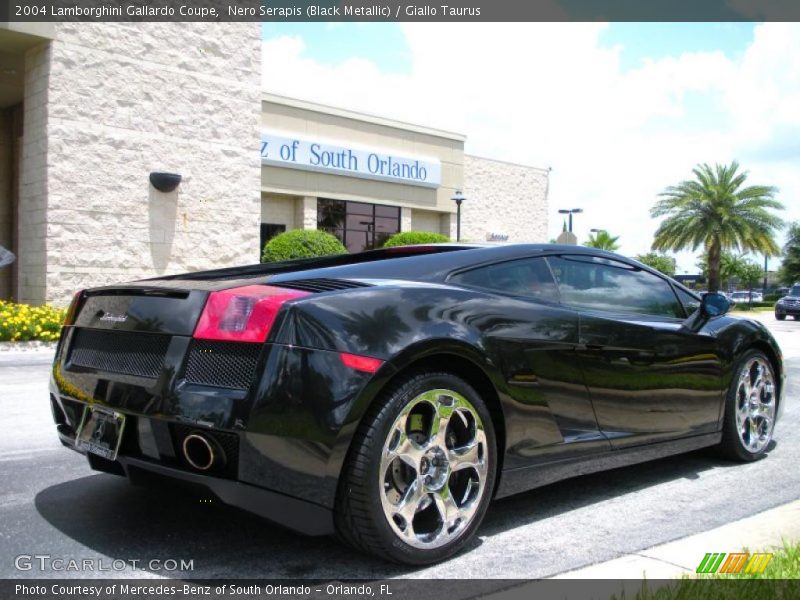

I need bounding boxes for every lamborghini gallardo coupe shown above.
[50,244,784,564]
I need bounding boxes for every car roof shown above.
[265,243,660,285]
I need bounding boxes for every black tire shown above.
[718,350,777,462]
[775,313,786,321]
[793,315,800,320]
[334,371,497,565]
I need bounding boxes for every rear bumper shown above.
[57,429,334,536]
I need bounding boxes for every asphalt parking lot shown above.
[1,312,797,580]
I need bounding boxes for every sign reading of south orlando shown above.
[261,131,442,188]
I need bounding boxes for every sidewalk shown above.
[552,499,800,579]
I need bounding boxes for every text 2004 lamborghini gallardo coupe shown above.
[50,244,784,564]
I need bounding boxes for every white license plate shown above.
[75,407,126,461]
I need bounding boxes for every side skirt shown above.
[494,432,722,499]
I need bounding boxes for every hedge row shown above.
[382,231,450,248]
[261,229,451,262]
[732,301,774,309]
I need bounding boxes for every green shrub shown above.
[0,300,66,342]
[382,231,449,248]
[261,229,347,263]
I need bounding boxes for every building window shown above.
[317,198,400,253]
[260,223,286,254]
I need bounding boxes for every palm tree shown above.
[651,162,783,292]
[584,230,620,251]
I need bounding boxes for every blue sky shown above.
[262,23,413,73]
[261,22,799,272]
[263,22,755,75]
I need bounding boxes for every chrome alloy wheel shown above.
[735,357,776,454]
[379,389,488,549]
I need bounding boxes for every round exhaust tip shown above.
[182,433,218,471]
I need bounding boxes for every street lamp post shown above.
[452,191,465,242]
[764,255,768,292]
[558,208,583,233]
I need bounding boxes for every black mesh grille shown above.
[183,340,262,390]
[273,278,371,293]
[69,329,169,378]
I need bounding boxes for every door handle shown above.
[585,343,605,351]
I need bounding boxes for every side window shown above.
[675,287,701,316]
[547,255,683,318]
[451,257,559,303]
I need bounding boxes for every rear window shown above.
[450,257,559,303]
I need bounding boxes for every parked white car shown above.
[730,291,761,304]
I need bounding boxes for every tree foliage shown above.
[583,230,620,251]
[779,222,800,285]
[635,252,676,277]
[651,162,783,291]
[737,260,764,289]
[696,251,763,290]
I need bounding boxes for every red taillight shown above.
[63,291,84,326]
[340,352,384,373]
[193,285,310,343]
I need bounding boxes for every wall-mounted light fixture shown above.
[149,172,182,193]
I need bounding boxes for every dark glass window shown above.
[317,198,401,253]
[451,257,559,303]
[675,287,701,316]
[260,223,286,254]
[547,255,683,318]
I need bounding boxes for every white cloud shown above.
[263,23,800,273]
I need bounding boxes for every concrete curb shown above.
[551,499,800,579]
[0,341,57,353]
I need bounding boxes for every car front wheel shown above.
[719,350,778,462]
[775,312,785,320]
[335,371,496,564]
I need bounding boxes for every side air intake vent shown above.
[272,278,372,293]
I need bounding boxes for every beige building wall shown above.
[0,108,13,299]
[27,23,261,305]
[260,193,297,230]
[462,155,549,243]
[17,42,49,305]
[410,208,446,235]
[261,94,464,228]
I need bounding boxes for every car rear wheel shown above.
[719,350,777,462]
[335,371,496,564]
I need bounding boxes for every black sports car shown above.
[50,244,784,564]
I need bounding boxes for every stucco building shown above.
[0,23,548,307]
[260,93,549,253]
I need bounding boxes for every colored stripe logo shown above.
[696,552,773,574]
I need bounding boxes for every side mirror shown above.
[701,292,730,318]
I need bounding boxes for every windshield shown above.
[790,286,800,297]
